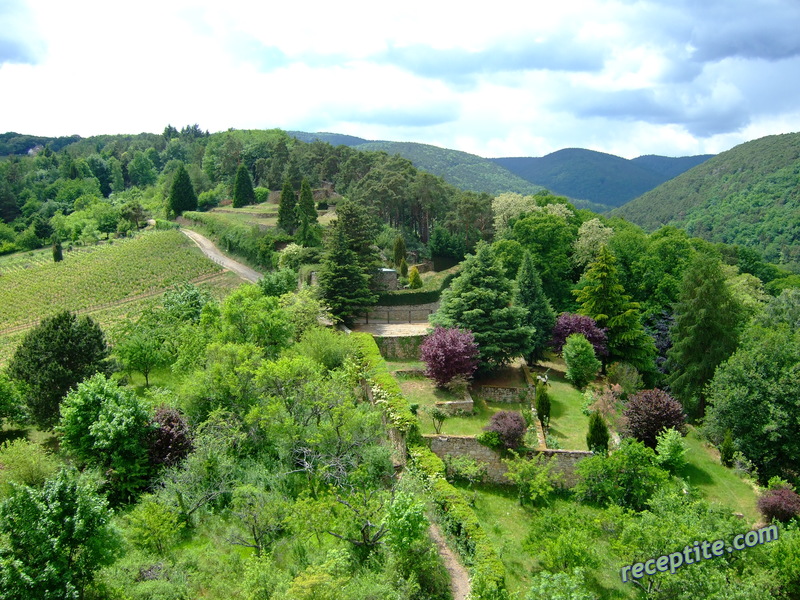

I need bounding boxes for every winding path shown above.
[429,523,471,600]
[179,228,263,283]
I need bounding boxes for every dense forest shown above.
[1,125,800,599]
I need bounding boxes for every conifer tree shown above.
[334,199,382,278]
[52,238,63,263]
[516,251,556,364]
[433,242,533,371]
[393,235,407,267]
[574,245,655,376]
[408,266,422,288]
[168,163,197,216]
[277,179,298,234]
[295,202,322,248]
[667,252,743,417]
[587,411,610,454]
[319,225,378,325]
[297,178,318,226]
[232,164,256,208]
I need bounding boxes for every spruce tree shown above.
[168,163,197,216]
[334,198,382,279]
[277,179,298,234]
[574,245,655,376]
[667,252,743,417]
[295,202,321,248]
[432,242,533,371]
[319,225,378,326]
[232,164,256,208]
[297,178,318,226]
[516,251,556,364]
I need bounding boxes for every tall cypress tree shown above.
[168,163,197,216]
[277,179,298,234]
[667,252,743,417]
[232,164,256,208]
[516,251,556,363]
[574,245,655,376]
[393,235,407,267]
[319,225,378,326]
[297,178,318,226]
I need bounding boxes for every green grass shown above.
[384,358,425,372]
[680,428,760,523]
[543,371,590,450]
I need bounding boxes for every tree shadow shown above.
[0,428,29,445]
[680,462,714,486]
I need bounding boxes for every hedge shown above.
[409,445,509,600]
[376,271,459,306]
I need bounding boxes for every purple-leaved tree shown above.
[550,313,608,357]
[420,326,479,388]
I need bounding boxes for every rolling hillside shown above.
[612,132,800,268]
[493,149,712,207]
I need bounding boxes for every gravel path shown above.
[350,322,432,336]
[428,522,471,600]
[179,228,263,283]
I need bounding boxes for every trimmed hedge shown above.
[351,332,419,436]
[409,445,509,600]
[376,271,459,306]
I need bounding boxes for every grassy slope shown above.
[612,132,800,266]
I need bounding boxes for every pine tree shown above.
[232,164,256,208]
[277,179,298,234]
[168,163,198,216]
[516,251,556,364]
[574,245,655,376]
[667,252,743,417]
[433,242,533,371]
[319,225,378,325]
[297,178,318,226]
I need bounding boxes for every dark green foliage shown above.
[704,324,800,484]
[719,429,735,467]
[297,178,317,225]
[428,224,466,262]
[562,334,600,390]
[622,389,686,449]
[168,163,198,216]
[52,238,63,262]
[516,251,556,363]
[319,225,378,326]
[399,257,408,277]
[574,438,668,511]
[667,252,743,416]
[332,198,382,276]
[277,179,297,234]
[613,132,800,268]
[232,163,256,208]
[433,242,533,371]
[0,469,119,599]
[7,311,110,430]
[0,374,22,427]
[535,384,551,431]
[58,373,155,503]
[586,412,609,454]
[574,245,656,375]
[392,235,406,267]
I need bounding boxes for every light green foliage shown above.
[705,324,800,483]
[58,373,154,502]
[562,334,601,389]
[278,288,333,340]
[574,245,656,375]
[218,284,292,356]
[525,568,593,600]
[428,405,448,434]
[540,529,600,572]
[503,452,562,506]
[493,238,526,278]
[258,267,297,297]
[408,265,422,288]
[128,150,157,188]
[516,250,556,362]
[125,496,184,555]
[162,283,211,323]
[0,469,120,600]
[574,438,668,511]
[0,373,22,426]
[0,439,59,497]
[115,314,172,387]
[492,192,539,236]
[445,454,487,488]
[230,484,290,556]
[433,242,533,371]
[291,326,356,372]
[573,218,613,268]
[654,427,687,473]
[667,252,744,416]
[241,554,290,600]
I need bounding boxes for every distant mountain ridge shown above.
[493,149,713,207]
[612,132,800,268]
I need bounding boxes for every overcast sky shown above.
[2,0,800,159]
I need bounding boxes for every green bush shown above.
[586,412,609,454]
[654,427,687,473]
[563,334,601,389]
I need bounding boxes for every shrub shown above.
[503,452,562,506]
[606,362,642,399]
[477,430,502,450]
[420,326,479,388]
[408,266,422,289]
[719,429,735,467]
[586,412,609,454]
[654,427,687,473]
[535,384,551,431]
[484,410,527,451]
[623,389,686,449]
[0,439,59,497]
[148,405,193,470]
[758,487,800,523]
[399,258,409,278]
[428,406,448,434]
[562,334,601,389]
[258,268,297,297]
[550,313,608,357]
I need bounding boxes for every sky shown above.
[2,0,800,159]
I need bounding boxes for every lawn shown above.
[384,358,425,372]
[395,373,526,436]
[680,427,760,523]
[539,370,590,451]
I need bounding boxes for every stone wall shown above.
[471,385,529,403]
[353,301,440,324]
[435,390,475,415]
[424,434,592,486]
[373,335,425,360]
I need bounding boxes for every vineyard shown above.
[0,230,223,334]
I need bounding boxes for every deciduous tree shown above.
[420,326,479,388]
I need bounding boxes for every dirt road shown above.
[179,228,263,283]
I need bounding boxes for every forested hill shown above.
[492,149,712,207]
[612,132,800,269]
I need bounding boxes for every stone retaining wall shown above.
[424,434,592,486]
[373,335,425,360]
[435,390,475,415]
[471,385,529,403]
[353,301,440,324]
